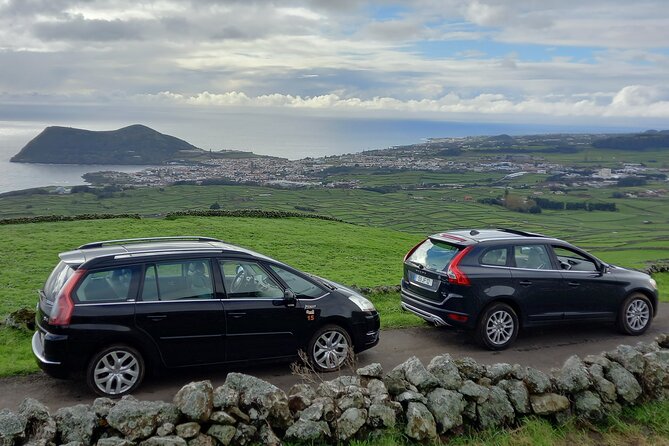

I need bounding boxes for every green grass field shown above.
[0,214,666,377]
[2,183,668,269]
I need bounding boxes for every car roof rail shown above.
[112,247,233,259]
[78,236,224,250]
[497,228,547,238]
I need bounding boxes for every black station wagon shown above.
[33,237,380,397]
[401,228,658,350]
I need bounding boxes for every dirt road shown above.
[1,303,667,411]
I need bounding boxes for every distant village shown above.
[80,133,667,197]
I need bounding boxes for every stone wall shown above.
[3,335,669,446]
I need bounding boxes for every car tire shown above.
[475,302,519,350]
[308,324,353,372]
[86,344,145,398]
[617,293,652,335]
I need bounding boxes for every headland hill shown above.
[10,124,266,165]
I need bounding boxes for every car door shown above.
[509,244,565,323]
[219,258,305,361]
[551,244,619,320]
[134,258,226,367]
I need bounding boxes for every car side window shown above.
[269,265,326,298]
[141,259,214,301]
[552,246,598,272]
[480,247,508,266]
[75,266,138,302]
[219,260,284,299]
[514,245,552,270]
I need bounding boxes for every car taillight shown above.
[49,269,86,326]
[403,239,426,262]
[446,246,473,286]
[447,313,469,323]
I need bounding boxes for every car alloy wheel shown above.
[476,302,519,350]
[486,310,515,345]
[309,325,352,372]
[626,298,650,331]
[618,293,652,335]
[87,345,145,397]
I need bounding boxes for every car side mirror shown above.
[284,289,297,306]
[598,263,609,275]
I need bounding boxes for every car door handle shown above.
[568,282,580,287]
[147,314,167,321]
[519,280,532,286]
[228,312,246,319]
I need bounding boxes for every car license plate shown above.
[413,274,433,286]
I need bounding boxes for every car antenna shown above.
[470,230,479,236]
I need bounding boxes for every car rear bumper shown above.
[401,284,473,329]
[32,331,70,379]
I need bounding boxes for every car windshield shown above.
[407,239,460,271]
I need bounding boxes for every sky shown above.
[0,0,668,143]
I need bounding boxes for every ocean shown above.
[0,114,647,194]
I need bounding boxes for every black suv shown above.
[401,229,658,350]
[33,237,380,397]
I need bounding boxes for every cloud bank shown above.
[0,0,668,124]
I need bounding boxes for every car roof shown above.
[429,228,559,245]
[58,236,276,267]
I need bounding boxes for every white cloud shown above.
[126,86,669,118]
[0,0,668,129]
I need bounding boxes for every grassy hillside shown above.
[0,215,424,376]
[0,216,420,315]
[2,184,668,269]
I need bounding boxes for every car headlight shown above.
[348,295,376,312]
[650,278,657,290]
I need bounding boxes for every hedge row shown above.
[0,210,348,226]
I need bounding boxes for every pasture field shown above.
[2,181,668,269]
[0,216,420,315]
[0,213,666,377]
[0,216,423,376]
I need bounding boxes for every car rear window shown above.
[407,239,461,271]
[43,261,75,302]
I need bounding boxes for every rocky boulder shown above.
[107,396,180,441]
[0,409,26,446]
[18,398,56,446]
[426,388,465,433]
[174,381,214,422]
[606,345,646,375]
[404,402,437,441]
[524,367,552,394]
[427,354,463,390]
[357,363,384,379]
[554,355,591,394]
[477,386,515,430]
[336,408,367,441]
[606,362,642,404]
[530,394,570,415]
[284,420,331,443]
[224,373,292,429]
[498,380,530,414]
[207,425,236,446]
[574,391,603,420]
[54,404,98,444]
